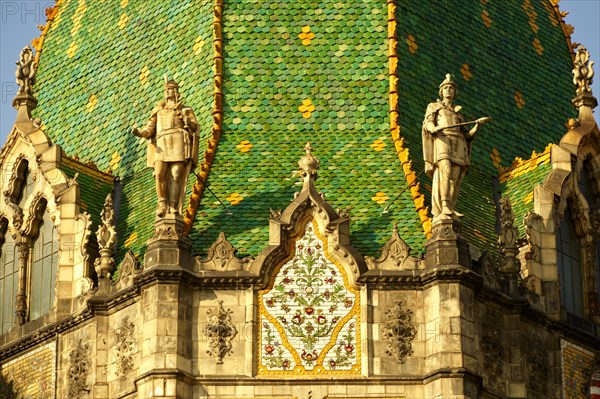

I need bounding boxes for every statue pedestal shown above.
[424,218,470,270]
[144,215,193,270]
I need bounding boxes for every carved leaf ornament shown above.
[258,220,360,375]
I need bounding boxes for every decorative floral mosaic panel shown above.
[561,340,596,399]
[258,220,360,375]
[0,342,56,399]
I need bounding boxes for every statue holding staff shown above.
[422,74,490,222]
[132,77,199,218]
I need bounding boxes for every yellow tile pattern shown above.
[120,0,129,8]
[109,151,121,171]
[405,34,418,54]
[460,63,473,81]
[86,94,98,112]
[298,26,316,46]
[118,13,129,30]
[236,140,254,153]
[533,38,544,55]
[514,90,525,109]
[371,191,389,205]
[194,36,205,54]
[139,65,150,85]
[481,9,492,28]
[226,192,244,205]
[370,139,386,152]
[124,231,138,247]
[299,98,316,118]
[0,343,55,398]
[490,147,502,170]
[522,0,539,33]
[523,191,534,204]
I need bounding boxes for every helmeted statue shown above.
[132,77,199,218]
[422,74,489,222]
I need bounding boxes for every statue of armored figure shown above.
[422,74,490,223]
[132,77,199,218]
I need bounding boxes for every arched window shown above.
[29,204,58,321]
[556,205,584,317]
[0,221,18,334]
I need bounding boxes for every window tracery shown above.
[0,156,59,331]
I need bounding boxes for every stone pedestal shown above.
[144,215,193,270]
[424,218,470,269]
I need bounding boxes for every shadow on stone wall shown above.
[0,371,22,399]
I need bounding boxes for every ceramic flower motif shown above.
[260,222,358,371]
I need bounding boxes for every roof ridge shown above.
[61,151,115,185]
[387,0,431,238]
[499,143,552,183]
[183,0,224,235]
[32,0,63,67]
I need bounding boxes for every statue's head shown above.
[438,73,457,100]
[163,76,180,102]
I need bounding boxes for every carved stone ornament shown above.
[68,339,91,397]
[525,332,551,393]
[197,232,253,271]
[298,142,320,179]
[573,45,595,95]
[523,211,542,262]
[381,301,417,363]
[478,251,499,290]
[114,250,141,291]
[94,194,117,278]
[590,207,600,240]
[113,317,137,377]
[366,224,422,270]
[203,300,237,364]
[15,46,36,97]
[480,310,504,375]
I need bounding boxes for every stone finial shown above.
[498,197,519,294]
[95,194,117,278]
[13,46,38,117]
[573,45,595,95]
[15,46,36,98]
[298,142,320,180]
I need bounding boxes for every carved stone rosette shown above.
[113,317,137,377]
[381,301,417,363]
[68,339,91,397]
[203,300,237,364]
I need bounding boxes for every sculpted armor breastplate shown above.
[156,108,186,135]
[436,107,462,135]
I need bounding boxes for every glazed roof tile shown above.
[30,0,575,263]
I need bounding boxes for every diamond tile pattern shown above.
[31,0,575,264]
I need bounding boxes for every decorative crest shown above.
[298,142,319,180]
[382,301,417,363]
[573,45,595,95]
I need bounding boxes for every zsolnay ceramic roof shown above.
[30,0,576,265]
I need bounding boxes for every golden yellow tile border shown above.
[387,0,432,238]
[184,0,224,234]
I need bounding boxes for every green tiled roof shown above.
[31,0,574,264]
[60,154,114,235]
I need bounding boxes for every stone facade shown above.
[1,2,600,399]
